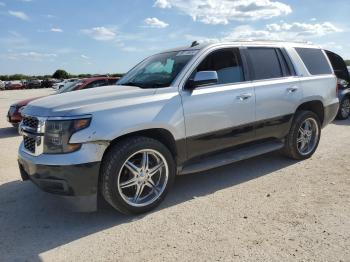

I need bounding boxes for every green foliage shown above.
[52,69,69,79]
[0,70,124,81]
[345,60,350,66]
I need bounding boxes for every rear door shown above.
[243,47,301,140]
[181,47,256,159]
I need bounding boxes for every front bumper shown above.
[18,144,102,211]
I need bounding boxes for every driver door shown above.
[181,47,256,160]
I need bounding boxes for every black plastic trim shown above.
[178,114,293,162]
[18,158,100,196]
[323,102,339,127]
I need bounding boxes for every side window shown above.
[296,48,332,75]
[246,48,283,80]
[85,80,108,89]
[193,48,245,85]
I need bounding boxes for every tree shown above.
[345,60,350,66]
[52,69,69,79]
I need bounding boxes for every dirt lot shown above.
[0,89,349,262]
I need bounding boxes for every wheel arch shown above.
[104,128,179,160]
[295,100,325,125]
[97,128,183,202]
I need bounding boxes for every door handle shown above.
[287,86,298,93]
[236,93,252,101]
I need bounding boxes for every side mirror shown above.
[187,71,218,89]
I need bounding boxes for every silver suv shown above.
[18,41,339,214]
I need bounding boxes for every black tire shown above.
[284,110,321,160]
[101,136,176,215]
[336,96,350,120]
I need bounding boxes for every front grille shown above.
[24,136,36,153]
[21,115,45,156]
[22,116,39,129]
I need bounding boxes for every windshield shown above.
[57,80,82,94]
[117,50,197,88]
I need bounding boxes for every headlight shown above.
[44,116,91,154]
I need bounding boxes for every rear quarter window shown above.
[295,48,332,75]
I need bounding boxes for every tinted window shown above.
[194,48,244,85]
[277,49,296,77]
[247,48,283,80]
[296,48,332,75]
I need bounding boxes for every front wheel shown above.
[101,137,175,215]
[336,96,350,120]
[284,110,321,160]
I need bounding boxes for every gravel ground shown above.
[0,89,349,262]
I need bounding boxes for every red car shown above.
[6,82,25,90]
[7,76,119,127]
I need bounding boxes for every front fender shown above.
[69,92,185,144]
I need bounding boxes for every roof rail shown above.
[230,39,313,44]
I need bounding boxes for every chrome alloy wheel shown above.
[341,98,350,118]
[297,118,319,156]
[117,149,169,207]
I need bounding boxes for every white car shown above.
[0,80,5,90]
[19,41,339,214]
[52,79,78,90]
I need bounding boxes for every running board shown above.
[179,140,284,175]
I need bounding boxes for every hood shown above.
[22,85,157,117]
[12,96,42,107]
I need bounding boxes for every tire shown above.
[284,110,321,160]
[336,96,350,120]
[101,136,176,215]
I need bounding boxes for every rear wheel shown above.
[284,110,321,160]
[336,96,350,120]
[101,136,175,214]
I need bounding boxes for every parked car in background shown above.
[53,78,79,90]
[0,80,5,90]
[17,41,338,214]
[326,50,350,120]
[7,76,119,127]
[41,78,57,88]
[6,81,24,90]
[27,79,42,89]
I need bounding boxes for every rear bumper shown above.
[18,148,101,212]
[323,102,339,127]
